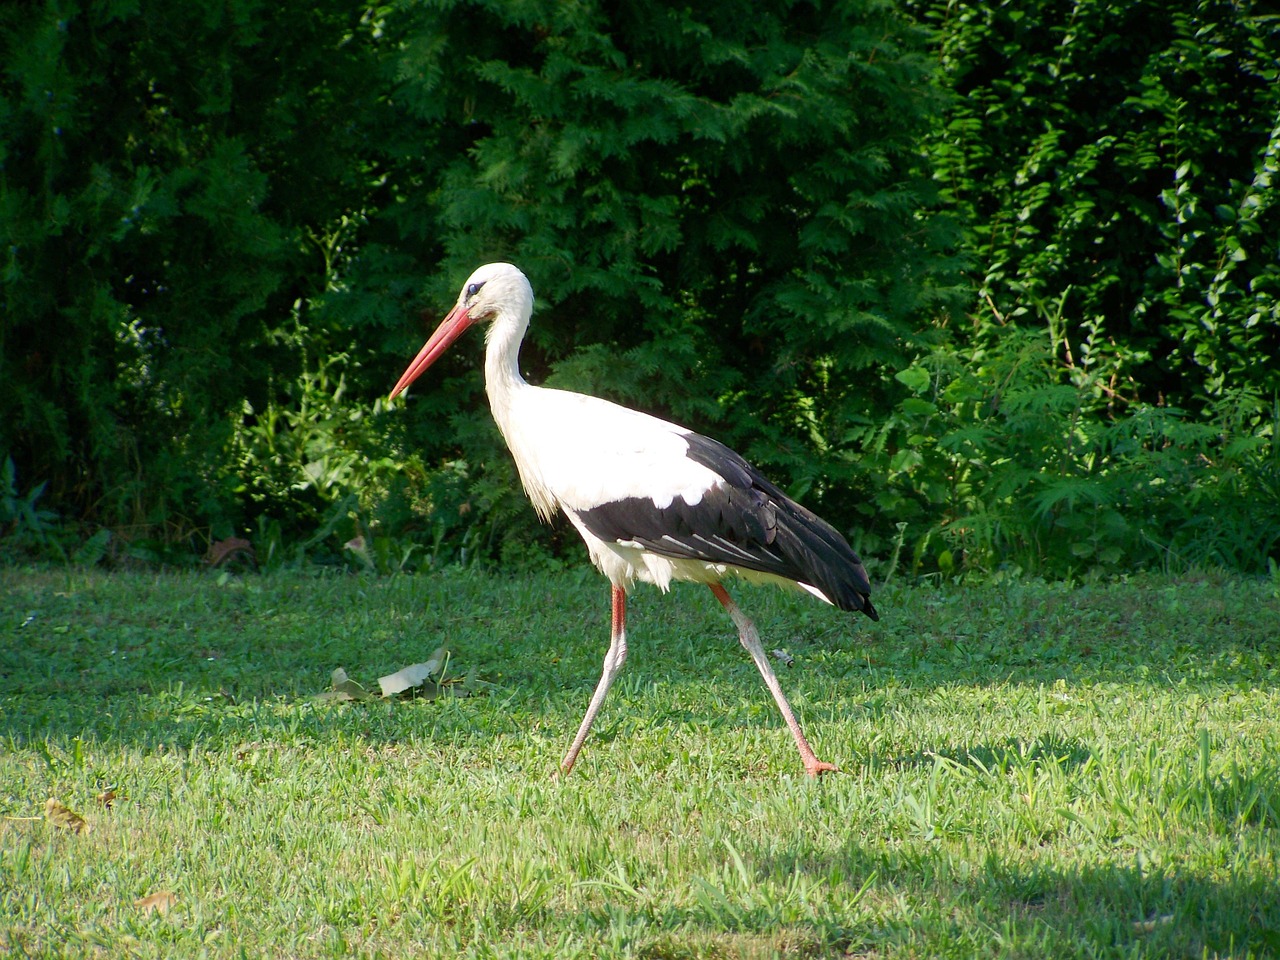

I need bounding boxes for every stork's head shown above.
[390,262,533,399]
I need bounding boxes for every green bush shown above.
[867,309,1280,578]
[367,0,960,547]
[918,0,1280,406]
[861,0,1280,577]
[5,0,1275,578]
[1,0,957,563]
[0,0,399,546]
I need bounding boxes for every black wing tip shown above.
[829,586,878,620]
[682,432,881,621]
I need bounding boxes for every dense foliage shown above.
[2,0,1277,577]
[924,0,1280,404]
[2,0,952,562]
[0,0,399,547]
[870,0,1280,576]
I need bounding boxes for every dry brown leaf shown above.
[45,798,89,834]
[134,890,178,915]
[208,537,254,567]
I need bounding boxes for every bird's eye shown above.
[466,281,485,298]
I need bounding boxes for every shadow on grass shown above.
[723,843,1280,959]
[565,850,1280,958]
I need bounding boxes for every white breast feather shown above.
[500,387,720,518]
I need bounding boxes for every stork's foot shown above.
[804,758,840,777]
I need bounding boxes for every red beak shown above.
[389,303,475,399]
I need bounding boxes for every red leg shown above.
[710,583,837,777]
[560,585,627,775]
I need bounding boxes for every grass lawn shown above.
[2,565,1279,958]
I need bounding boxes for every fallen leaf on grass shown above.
[378,647,450,697]
[316,651,480,703]
[45,798,89,834]
[391,675,477,701]
[317,667,375,702]
[134,890,178,915]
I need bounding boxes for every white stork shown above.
[391,262,879,777]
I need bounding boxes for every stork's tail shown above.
[774,501,879,621]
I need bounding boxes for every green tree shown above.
[2,0,960,561]
[919,0,1280,405]
[866,0,1280,576]
[364,0,959,554]
[0,0,397,544]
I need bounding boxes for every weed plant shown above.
[860,309,1280,578]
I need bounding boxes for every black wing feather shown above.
[576,433,878,620]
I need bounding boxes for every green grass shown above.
[2,565,1279,958]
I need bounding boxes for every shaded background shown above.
[2,0,1277,576]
